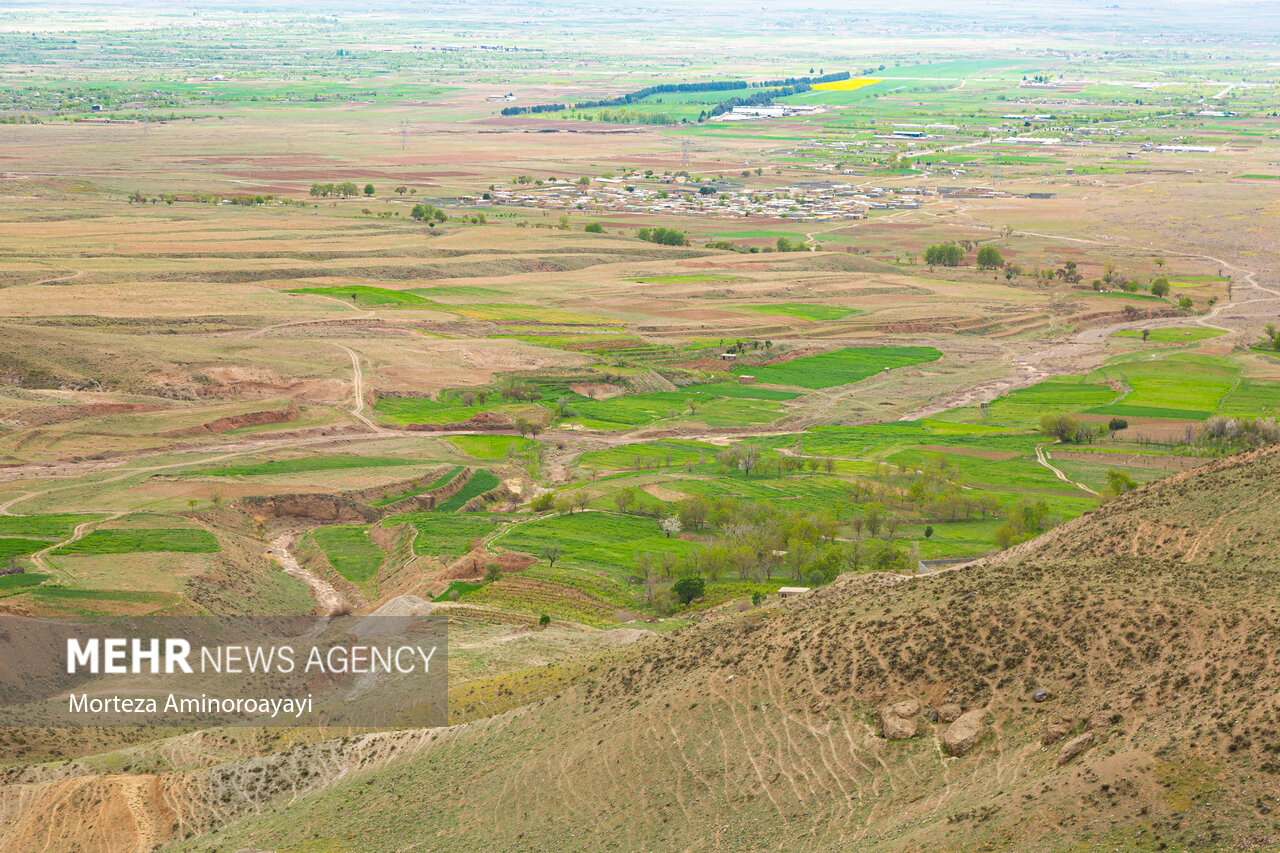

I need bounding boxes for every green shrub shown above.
[674,575,706,604]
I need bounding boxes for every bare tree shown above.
[540,544,563,569]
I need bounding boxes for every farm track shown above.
[26,268,84,286]
[27,512,126,578]
[1034,445,1099,496]
[334,343,385,432]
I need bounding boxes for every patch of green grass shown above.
[373,397,485,425]
[410,285,507,298]
[887,448,1083,497]
[438,469,501,512]
[572,389,786,428]
[54,529,220,555]
[757,421,1039,459]
[0,572,49,590]
[432,580,485,602]
[1086,291,1166,302]
[287,285,434,306]
[1114,327,1225,342]
[1216,379,1280,417]
[666,473,856,514]
[0,538,49,560]
[686,382,801,401]
[0,514,101,539]
[312,525,383,583]
[732,346,942,389]
[371,466,466,507]
[197,455,411,478]
[494,511,697,580]
[934,376,1119,429]
[744,303,861,322]
[447,435,535,459]
[579,439,722,471]
[1087,352,1238,421]
[383,513,498,557]
[628,274,746,284]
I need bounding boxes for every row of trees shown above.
[636,226,689,246]
[922,242,1004,269]
[500,71,849,118]
[309,182,374,198]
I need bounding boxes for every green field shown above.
[1087,353,1238,421]
[0,572,50,590]
[1114,327,1226,342]
[196,455,412,478]
[411,285,508,298]
[761,421,1038,459]
[447,435,535,459]
[53,529,220,555]
[287,285,434,306]
[382,513,498,556]
[438,469,501,512]
[733,346,942,389]
[580,439,722,471]
[1216,379,1280,417]
[494,511,698,580]
[572,388,788,428]
[934,376,1119,429]
[373,396,486,425]
[664,473,856,515]
[312,525,383,583]
[0,514,102,539]
[744,303,861,322]
[0,538,50,560]
[371,465,466,507]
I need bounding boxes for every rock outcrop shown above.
[879,699,921,740]
[942,709,986,757]
[1057,732,1095,766]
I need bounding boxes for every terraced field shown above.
[732,346,942,389]
[52,528,220,555]
[1088,352,1238,421]
[312,525,384,583]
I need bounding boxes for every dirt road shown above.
[1035,445,1099,496]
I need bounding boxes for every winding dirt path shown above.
[27,268,84,286]
[1035,445,1098,496]
[28,512,125,577]
[335,343,385,432]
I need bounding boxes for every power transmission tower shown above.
[680,139,692,165]
[400,120,410,150]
